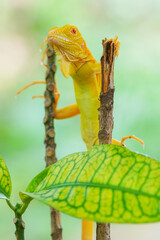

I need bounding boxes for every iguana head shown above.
[48,24,93,62]
[47,25,94,78]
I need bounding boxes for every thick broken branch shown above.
[97,39,117,240]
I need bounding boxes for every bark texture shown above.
[44,47,62,240]
[97,39,117,240]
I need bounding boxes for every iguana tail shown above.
[82,220,94,240]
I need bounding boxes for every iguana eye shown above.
[71,28,76,34]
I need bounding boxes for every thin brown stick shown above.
[43,46,62,240]
[97,39,117,240]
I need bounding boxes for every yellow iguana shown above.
[17,24,143,240]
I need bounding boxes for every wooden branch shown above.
[43,47,62,240]
[97,39,117,240]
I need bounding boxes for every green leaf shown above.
[21,145,160,223]
[20,166,50,203]
[0,156,12,199]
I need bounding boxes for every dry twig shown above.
[43,47,62,240]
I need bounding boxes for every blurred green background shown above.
[0,0,160,239]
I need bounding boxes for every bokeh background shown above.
[0,0,160,239]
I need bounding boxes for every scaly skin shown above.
[47,24,120,240]
[47,25,120,150]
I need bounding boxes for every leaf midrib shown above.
[38,182,160,200]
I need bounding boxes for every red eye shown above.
[71,28,76,34]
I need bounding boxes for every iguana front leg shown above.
[55,104,80,119]
[16,81,80,119]
[16,81,46,95]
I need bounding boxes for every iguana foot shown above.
[104,36,120,57]
[121,135,144,147]
[16,81,46,96]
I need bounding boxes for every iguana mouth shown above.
[54,35,70,42]
[48,34,81,50]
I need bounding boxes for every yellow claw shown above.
[40,37,48,67]
[40,47,48,68]
[106,36,120,57]
[54,84,60,109]
[40,37,48,51]
[113,35,120,57]
[32,95,45,100]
